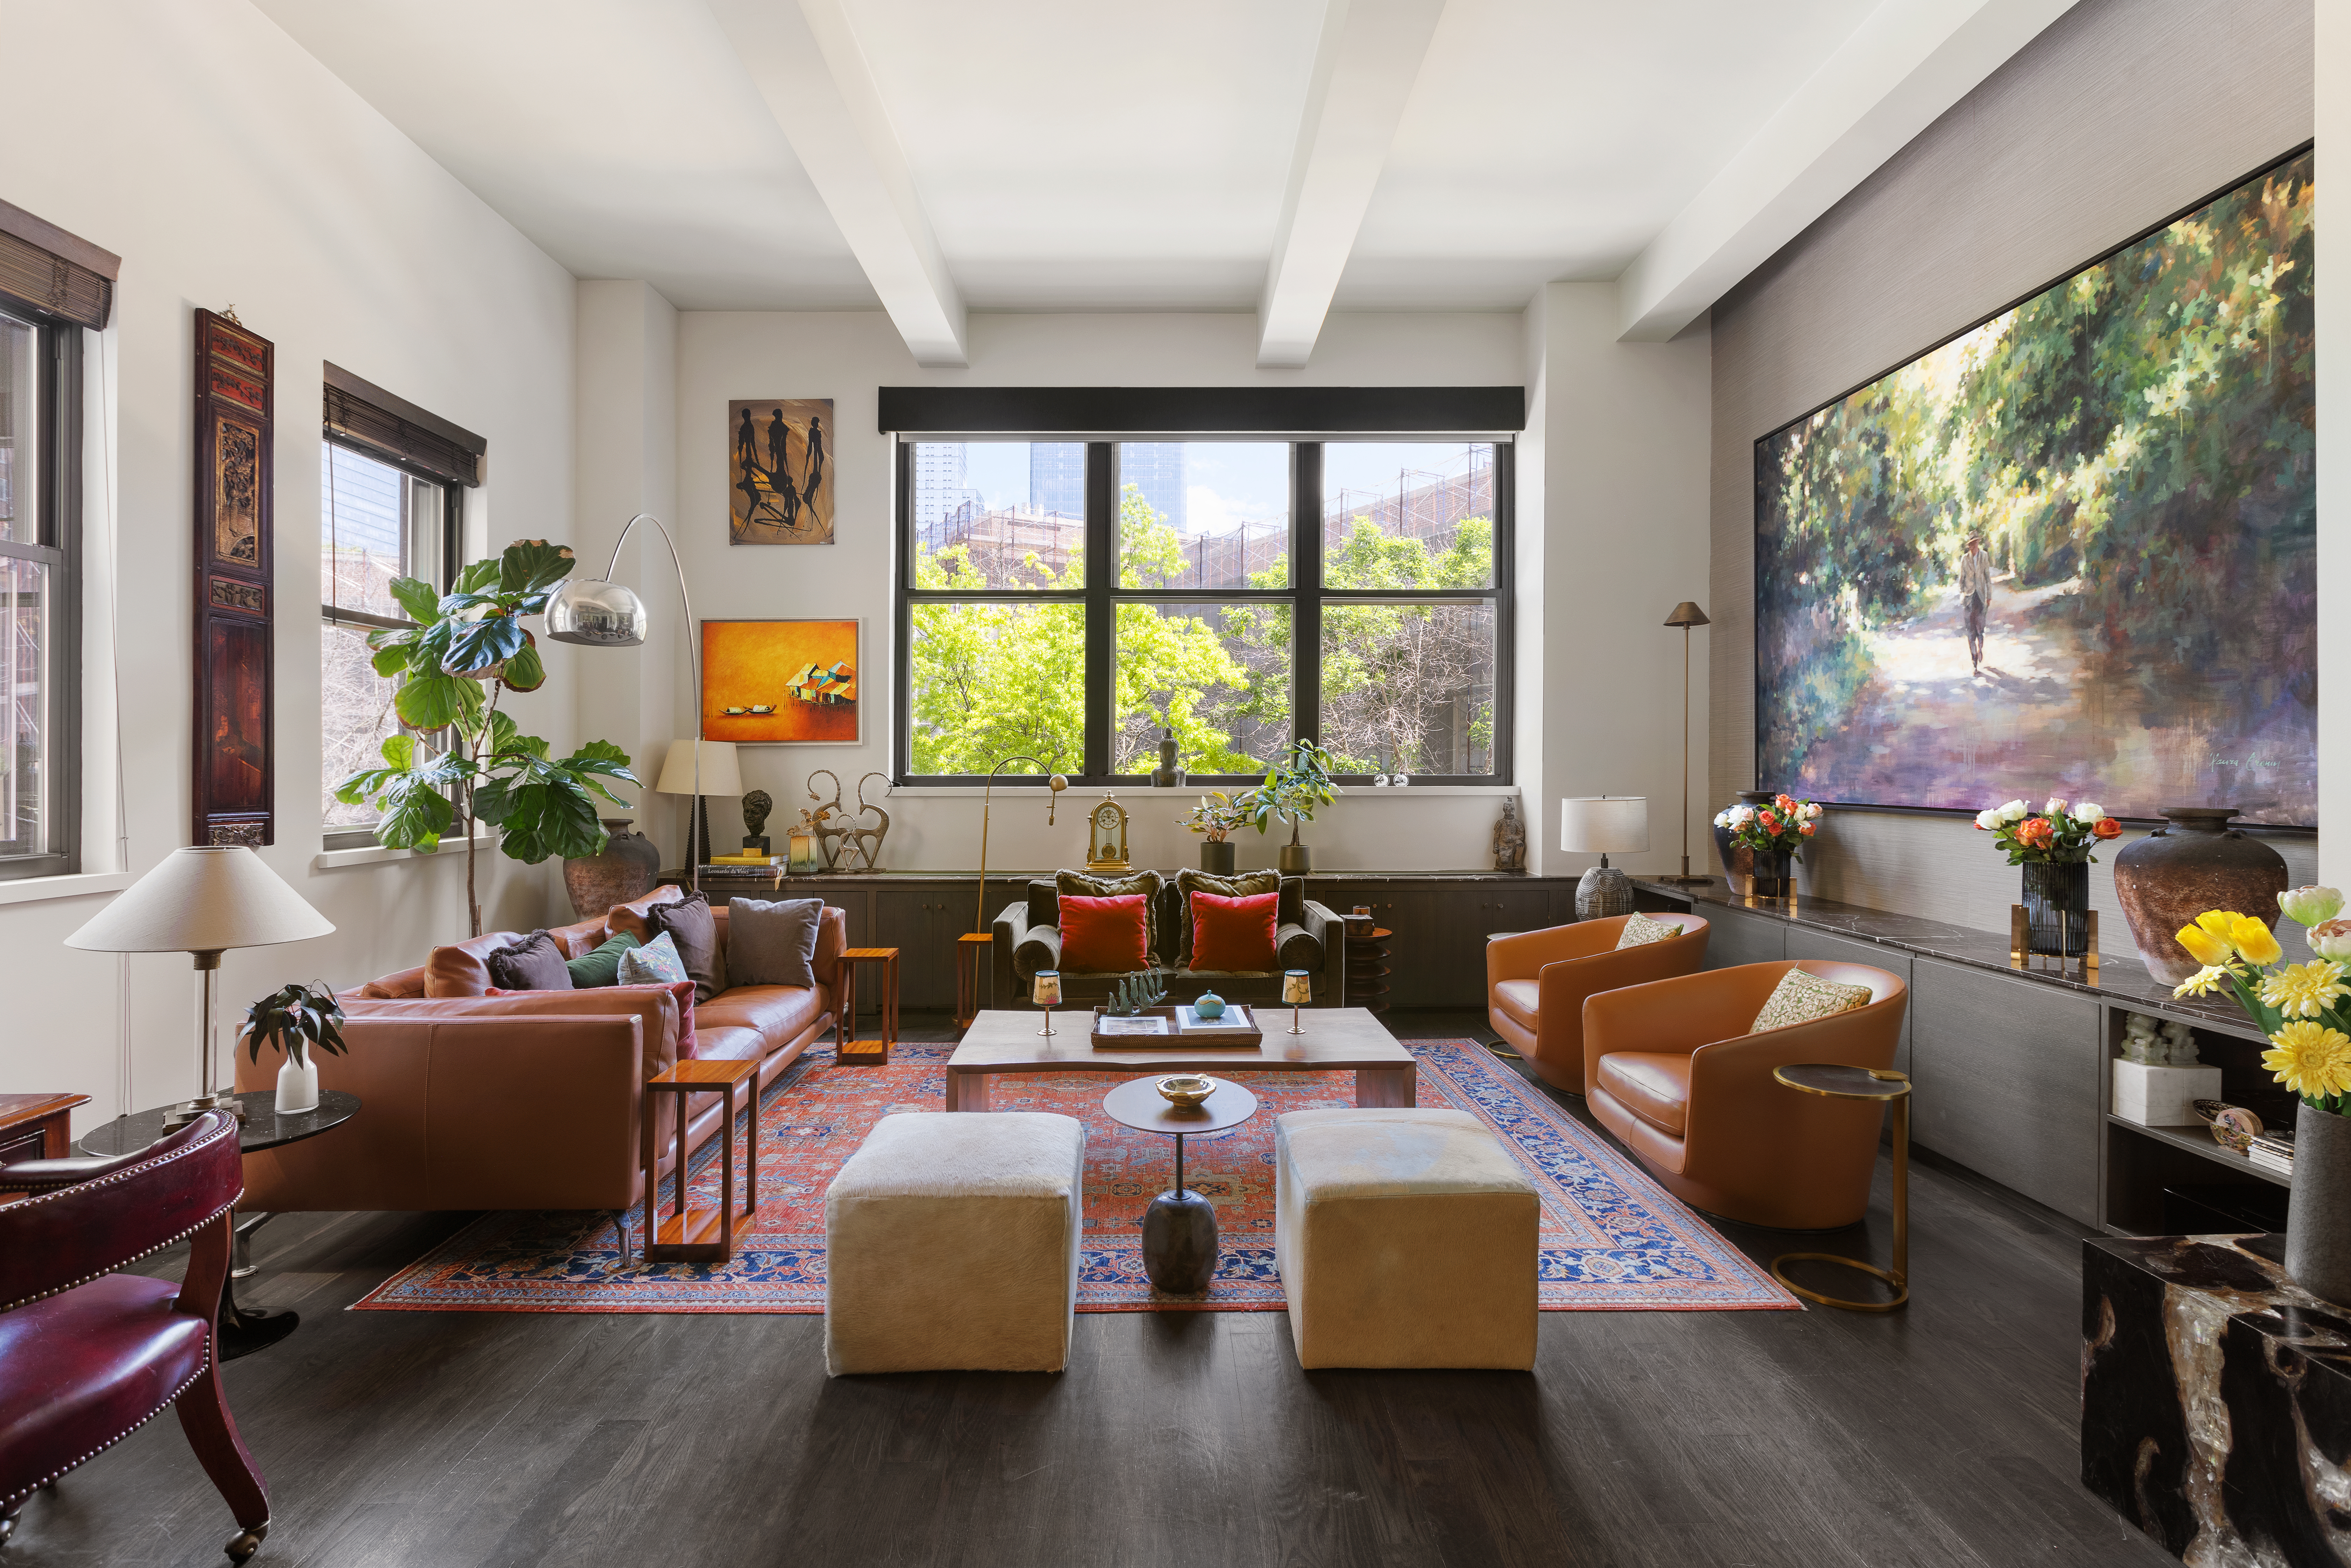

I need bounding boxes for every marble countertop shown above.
[1634,878,2266,1040]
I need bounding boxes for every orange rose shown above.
[2017,817,2054,848]
[1758,811,1780,832]
[2092,817,2123,840]
[1799,821,1817,837]
[1774,793,1797,811]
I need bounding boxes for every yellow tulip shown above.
[2228,914,2284,967]
[2176,922,2236,968]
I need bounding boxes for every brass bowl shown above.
[1156,1075,1214,1108]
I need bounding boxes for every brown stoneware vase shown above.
[2111,806,2288,983]
[563,817,662,920]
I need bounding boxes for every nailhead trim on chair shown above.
[0,1117,241,1315]
[1,1361,210,1510]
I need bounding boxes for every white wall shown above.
[634,308,1558,877]
[1,0,576,1134]
[1707,0,2318,931]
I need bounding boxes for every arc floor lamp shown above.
[542,512,708,895]
[1661,600,1714,884]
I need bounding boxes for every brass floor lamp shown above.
[1661,601,1714,884]
[961,757,1068,1027]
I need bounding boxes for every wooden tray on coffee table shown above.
[1091,1004,1263,1049]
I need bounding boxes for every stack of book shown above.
[2249,1127,2296,1175]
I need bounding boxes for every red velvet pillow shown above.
[485,978,699,1058]
[1059,893,1151,972]
[1190,890,1279,971]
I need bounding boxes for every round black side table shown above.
[79,1090,361,1359]
[1102,1077,1257,1295]
[1769,1064,1909,1312]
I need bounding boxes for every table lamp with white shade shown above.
[1561,796,1647,920]
[64,846,335,1125]
[655,738,742,888]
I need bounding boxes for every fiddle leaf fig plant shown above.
[243,982,347,1070]
[335,539,641,936]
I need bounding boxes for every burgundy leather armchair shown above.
[0,1111,271,1563]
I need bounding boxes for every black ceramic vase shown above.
[1714,789,1777,883]
[2113,806,2290,984]
[2287,1103,2351,1305]
[2021,860,2091,957]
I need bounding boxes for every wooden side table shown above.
[1339,915,1392,1015]
[838,946,900,1066]
[954,930,993,1028]
[640,1059,760,1266]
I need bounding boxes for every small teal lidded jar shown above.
[1193,991,1225,1019]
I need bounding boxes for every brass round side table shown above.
[1769,1063,1910,1312]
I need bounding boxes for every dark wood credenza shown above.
[0,1093,88,1169]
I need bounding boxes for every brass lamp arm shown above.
[974,756,1065,935]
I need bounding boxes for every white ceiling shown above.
[252,0,2067,355]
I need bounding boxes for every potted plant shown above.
[243,982,348,1115]
[1179,791,1249,874]
[2174,889,2351,1302]
[335,539,642,935]
[1974,796,2120,956]
[1714,792,1821,897]
[1242,739,1342,874]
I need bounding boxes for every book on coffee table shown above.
[1095,1015,1172,1038]
[1090,1005,1263,1048]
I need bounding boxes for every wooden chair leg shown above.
[173,1364,270,1563]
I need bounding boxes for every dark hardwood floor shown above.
[12,1010,2165,1568]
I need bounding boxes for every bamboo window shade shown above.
[323,363,486,488]
[0,198,118,331]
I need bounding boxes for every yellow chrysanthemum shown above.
[2259,960,2351,1019]
[2173,965,2238,999]
[2228,913,2284,967]
[2177,922,2236,968]
[2263,1020,2351,1101]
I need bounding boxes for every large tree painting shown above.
[1754,149,2314,826]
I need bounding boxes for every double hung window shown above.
[898,437,1510,784]
[0,302,80,879]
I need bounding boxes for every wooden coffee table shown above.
[945,1006,1415,1112]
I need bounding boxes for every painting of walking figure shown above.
[1754,149,2314,826]
[727,397,835,546]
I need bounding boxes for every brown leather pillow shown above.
[484,931,574,992]
[644,893,726,1004]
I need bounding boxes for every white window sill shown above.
[884,784,1522,799]
[0,870,133,906]
[314,829,497,870]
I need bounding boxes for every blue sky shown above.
[955,440,1488,535]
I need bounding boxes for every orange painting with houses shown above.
[701,619,860,744]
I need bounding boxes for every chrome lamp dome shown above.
[544,574,649,647]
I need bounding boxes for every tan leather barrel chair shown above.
[1582,960,1908,1230]
[1486,914,1711,1094]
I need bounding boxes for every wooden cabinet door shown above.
[1704,907,1787,970]
[870,889,969,1010]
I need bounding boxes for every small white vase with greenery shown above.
[243,982,348,1116]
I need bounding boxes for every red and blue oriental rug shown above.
[353,1039,1796,1314]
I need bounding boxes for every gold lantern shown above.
[1086,794,1131,873]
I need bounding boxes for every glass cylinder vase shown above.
[1748,849,1794,899]
[2022,859,2091,957]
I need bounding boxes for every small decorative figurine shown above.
[2159,1018,2200,1065]
[741,788,774,855]
[1193,990,1226,1020]
[2120,1011,2164,1065]
[1492,796,1527,873]
[832,771,891,872]
[1110,967,1167,1016]
[805,769,848,870]
[1151,728,1184,788]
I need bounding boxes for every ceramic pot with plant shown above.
[1714,792,1821,897]
[2173,890,2351,1303]
[1244,739,1341,874]
[1179,791,1247,874]
[1973,796,2120,956]
[243,981,348,1115]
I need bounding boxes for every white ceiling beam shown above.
[706,0,967,366]
[1615,0,2080,343]
[1256,0,1449,369]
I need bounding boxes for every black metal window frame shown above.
[320,432,462,850]
[894,436,1514,788]
[0,300,81,882]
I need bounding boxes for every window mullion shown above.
[1082,441,1114,781]
[1293,443,1322,749]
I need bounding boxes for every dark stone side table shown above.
[2082,1234,2351,1564]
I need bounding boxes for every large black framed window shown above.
[895,434,1513,786]
[0,299,81,879]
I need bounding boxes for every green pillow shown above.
[565,932,642,989]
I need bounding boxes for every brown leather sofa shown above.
[991,874,1345,1008]
[1581,959,1908,1230]
[1485,914,1712,1093]
[234,886,843,1229]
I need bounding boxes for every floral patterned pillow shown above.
[1615,912,1686,949]
[615,932,689,987]
[1751,967,1874,1034]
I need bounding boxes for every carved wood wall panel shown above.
[192,309,273,847]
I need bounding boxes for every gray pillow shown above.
[486,930,574,991]
[645,893,726,1003]
[727,897,824,989]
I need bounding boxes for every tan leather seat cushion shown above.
[697,984,825,1052]
[1491,979,1539,1031]
[1595,1052,1691,1138]
[695,1024,767,1064]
